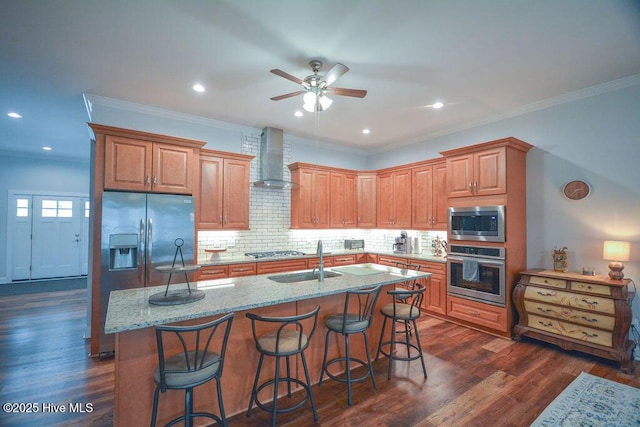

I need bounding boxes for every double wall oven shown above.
[447,205,506,307]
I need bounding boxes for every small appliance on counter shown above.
[344,239,365,250]
[393,231,412,254]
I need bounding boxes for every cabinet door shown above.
[411,165,434,229]
[222,158,251,229]
[198,155,224,229]
[329,173,346,227]
[393,169,412,228]
[446,154,473,198]
[104,136,153,191]
[432,162,448,229]
[314,170,331,228]
[153,143,193,194]
[474,147,506,196]
[357,173,376,227]
[343,174,357,227]
[376,172,395,227]
[296,169,316,228]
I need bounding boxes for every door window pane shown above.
[85,201,90,218]
[41,199,74,217]
[16,198,30,217]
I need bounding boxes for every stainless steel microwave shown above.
[448,205,505,242]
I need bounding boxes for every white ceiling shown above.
[1,0,639,160]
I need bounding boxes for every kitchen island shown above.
[105,263,431,426]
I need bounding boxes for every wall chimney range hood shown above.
[253,127,296,189]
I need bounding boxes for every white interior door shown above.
[10,195,32,280]
[30,196,85,279]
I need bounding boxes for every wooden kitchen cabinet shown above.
[356,173,377,227]
[256,259,308,275]
[329,171,357,228]
[228,263,257,277]
[376,254,408,267]
[104,135,196,194]
[197,149,254,230]
[513,269,635,372]
[413,260,447,316]
[308,256,335,269]
[376,168,412,228]
[289,163,331,229]
[333,254,357,266]
[447,295,509,333]
[197,265,229,280]
[411,161,447,229]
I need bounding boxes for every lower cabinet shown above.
[228,263,257,277]
[197,263,256,279]
[256,259,309,275]
[447,295,508,333]
[333,255,357,266]
[413,260,447,316]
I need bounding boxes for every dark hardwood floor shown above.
[1,288,638,426]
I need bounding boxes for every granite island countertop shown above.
[105,263,431,334]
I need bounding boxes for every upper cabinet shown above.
[91,124,205,195]
[376,168,412,228]
[411,161,447,229]
[198,149,254,230]
[289,163,331,228]
[356,173,377,227]
[443,138,532,199]
[329,171,357,228]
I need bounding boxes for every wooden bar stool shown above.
[319,285,382,406]
[246,306,320,427]
[150,312,234,427]
[376,282,428,380]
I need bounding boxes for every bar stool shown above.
[393,261,421,335]
[246,306,320,427]
[151,312,234,427]
[319,285,382,406]
[376,282,428,380]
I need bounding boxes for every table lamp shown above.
[602,240,630,280]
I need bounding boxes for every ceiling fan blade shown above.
[326,87,367,98]
[270,90,306,101]
[270,69,303,85]
[322,63,349,86]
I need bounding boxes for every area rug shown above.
[531,371,640,426]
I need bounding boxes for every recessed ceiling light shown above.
[362,129,371,135]
[432,102,444,109]
[294,110,303,117]
[8,112,22,118]
[42,146,52,151]
[192,83,205,93]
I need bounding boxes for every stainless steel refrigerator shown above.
[99,191,195,354]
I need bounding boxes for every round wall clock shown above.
[563,180,591,200]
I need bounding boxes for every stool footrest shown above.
[322,357,373,385]
[165,411,223,427]
[377,341,423,362]
[253,377,311,415]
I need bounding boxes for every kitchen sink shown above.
[268,270,342,283]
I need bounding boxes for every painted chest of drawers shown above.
[513,269,635,372]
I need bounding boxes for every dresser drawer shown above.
[523,300,615,330]
[524,286,615,314]
[527,314,613,347]
[528,276,567,289]
[570,281,612,296]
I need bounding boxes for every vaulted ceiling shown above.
[1,0,639,160]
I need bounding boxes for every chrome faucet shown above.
[316,239,324,282]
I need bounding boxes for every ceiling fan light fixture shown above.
[303,91,317,105]
[303,102,316,112]
[318,95,332,110]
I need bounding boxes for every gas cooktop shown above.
[245,250,306,259]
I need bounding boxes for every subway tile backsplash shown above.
[197,132,447,263]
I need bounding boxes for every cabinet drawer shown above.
[332,255,356,266]
[377,255,407,267]
[527,314,613,347]
[198,265,228,280]
[447,296,508,333]
[228,263,256,277]
[523,300,615,330]
[256,259,308,275]
[414,260,446,274]
[524,286,614,314]
[570,281,611,296]
[528,276,567,289]
[308,257,334,268]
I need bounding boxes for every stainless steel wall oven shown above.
[447,244,506,306]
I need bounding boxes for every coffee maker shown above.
[393,230,412,254]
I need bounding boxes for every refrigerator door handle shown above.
[147,218,153,284]
[139,219,145,285]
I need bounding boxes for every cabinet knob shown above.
[146,175,151,186]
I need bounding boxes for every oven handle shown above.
[448,256,505,267]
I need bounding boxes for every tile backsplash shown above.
[197,131,448,263]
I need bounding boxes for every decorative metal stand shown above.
[148,238,203,306]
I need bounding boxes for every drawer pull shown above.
[537,291,556,297]
[538,321,554,327]
[203,270,222,275]
[468,311,480,316]
[581,298,598,307]
[536,307,554,314]
[580,316,598,323]
[581,331,598,339]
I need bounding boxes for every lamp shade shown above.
[602,240,630,262]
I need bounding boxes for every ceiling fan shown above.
[270,60,367,112]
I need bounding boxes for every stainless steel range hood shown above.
[253,127,296,189]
